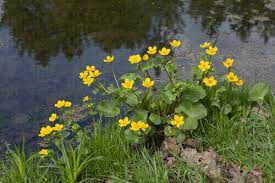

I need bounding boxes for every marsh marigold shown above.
[90,70,101,78]
[206,46,218,56]
[235,79,244,86]
[203,76,218,87]
[147,46,157,55]
[128,54,142,64]
[226,72,238,82]
[223,58,234,68]
[171,115,184,128]
[170,40,181,48]
[83,96,90,102]
[118,117,131,128]
[86,65,95,72]
[64,101,72,107]
[143,54,149,61]
[121,79,134,89]
[53,123,64,131]
[200,42,211,48]
[159,47,170,56]
[38,149,49,156]
[142,78,154,88]
[49,113,58,122]
[83,76,94,86]
[103,55,114,63]
[55,100,65,108]
[198,61,211,72]
[38,125,53,137]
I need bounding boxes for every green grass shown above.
[1,110,274,182]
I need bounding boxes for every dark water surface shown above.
[0,0,275,147]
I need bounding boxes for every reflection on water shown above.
[188,0,275,42]
[0,0,184,66]
[0,0,274,147]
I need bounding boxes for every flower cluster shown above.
[55,100,72,108]
[79,65,101,86]
[198,42,244,88]
[118,117,149,132]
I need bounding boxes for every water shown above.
[0,0,274,148]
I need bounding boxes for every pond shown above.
[0,0,274,149]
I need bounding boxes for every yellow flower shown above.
[200,42,211,48]
[142,78,154,88]
[235,79,244,86]
[206,46,218,56]
[83,76,94,86]
[226,72,238,82]
[38,125,53,137]
[130,121,141,131]
[223,58,234,68]
[55,100,65,108]
[53,123,64,131]
[170,40,181,48]
[121,79,134,89]
[79,71,88,79]
[49,113,58,122]
[143,54,149,61]
[171,115,184,128]
[138,121,149,131]
[203,76,218,87]
[38,149,49,156]
[103,55,114,63]
[147,46,157,55]
[90,70,101,78]
[83,96,90,102]
[86,65,96,72]
[198,61,211,72]
[64,101,72,107]
[128,54,142,64]
[159,47,170,56]
[118,117,131,128]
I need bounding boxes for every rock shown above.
[162,137,180,157]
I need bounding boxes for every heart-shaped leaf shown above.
[124,129,139,143]
[126,93,139,106]
[149,113,161,125]
[183,85,206,102]
[96,101,120,117]
[176,133,186,143]
[175,101,207,120]
[180,117,198,130]
[249,83,270,103]
[132,110,149,121]
[164,126,176,136]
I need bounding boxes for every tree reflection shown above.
[0,0,184,66]
[188,0,275,42]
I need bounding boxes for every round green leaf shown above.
[180,117,198,130]
[222,104,232,115]
[183,85,206,102]
[124,129,139,143]
[176,134,186,144]
[96,101,120,117]
[164,126,176,136]
[175,101,207,120]
[149,113,161,125]
[126,93,139,106]
[249,83,270,103]
[132,110,149,121]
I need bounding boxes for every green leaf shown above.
[175,101,207,120]
[132,110,149,121]
[120,73,141,81]
[164,126,176,136]
[149,113,161,125]
[161,85,176,104]
[142,61,155,71]
[176,133,186,144]
[96,101,120,117]
[183,85,206,102]
[249,83,270,103]
[124,129,139,143]
[180,117,198,130]
[222,104,232,115]
[126,93,139,106]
